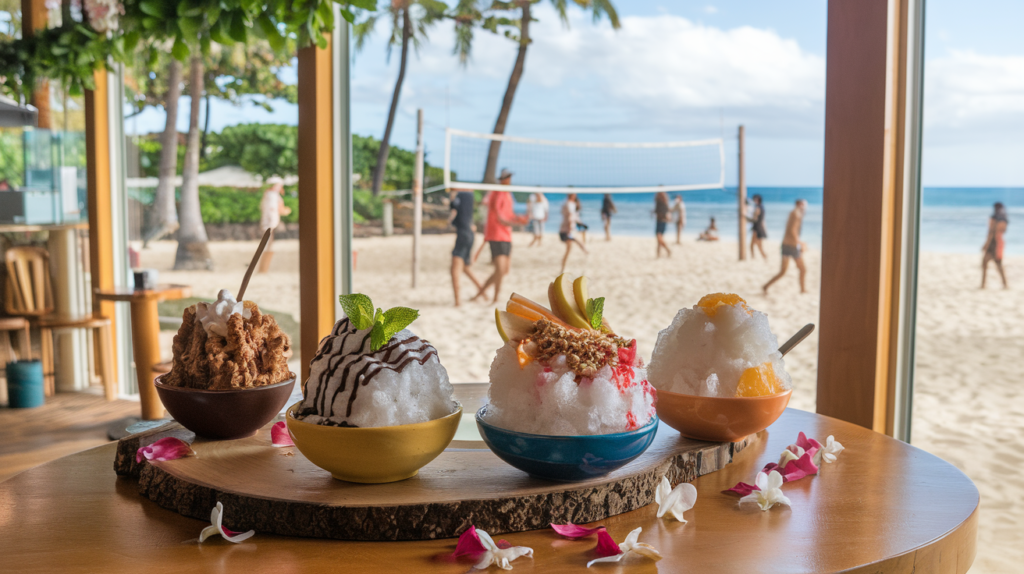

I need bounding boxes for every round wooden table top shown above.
[0,405,978,573]
[94,284,192,302]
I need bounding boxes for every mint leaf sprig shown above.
[585,297,605,330]
[339,294,420,352]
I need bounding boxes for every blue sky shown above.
[127,0,1024,187]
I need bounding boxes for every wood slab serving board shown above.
[114,385,757,541]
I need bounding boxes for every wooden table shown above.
[94,284,191,420]
[0,383,978,574]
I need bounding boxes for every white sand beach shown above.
[145,233,1020,573]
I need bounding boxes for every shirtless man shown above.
[763,199,808,294]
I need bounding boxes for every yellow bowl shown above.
[656,388,792,443]
[285,402,463,483]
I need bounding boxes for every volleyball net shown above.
[444,128,725,194]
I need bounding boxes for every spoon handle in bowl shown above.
[779,323,815,356]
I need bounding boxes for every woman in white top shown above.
[559,193,588,273]
[258,176,291,273]
[527,192,549,247]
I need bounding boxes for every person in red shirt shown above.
[472,169,525,303]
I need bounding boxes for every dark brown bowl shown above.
[154,374,296,440]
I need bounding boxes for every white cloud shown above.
[924,50,1024,144]
[704,5,718,14]
[351,6,825,140]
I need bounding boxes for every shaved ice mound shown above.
[298,318,457,427]
[648,293,792,398]
[482,335,656,436]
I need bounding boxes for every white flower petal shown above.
[778,449,800,467]
[198,525,219,543]
[754,471,769,490]
[631,543,663,560]
[587,554,626,568]
[622,527,642,548]
[766,470,784,490]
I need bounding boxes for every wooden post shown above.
[412,109,423,288]
[382,200,394,236]
[21,0,50,129]
[817,0,911,433]
[84,69,118,372]
[298,36,336,383]
[737,125,747,261]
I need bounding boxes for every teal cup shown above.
[6,360,44,408]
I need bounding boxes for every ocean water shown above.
[524,187,1022,255]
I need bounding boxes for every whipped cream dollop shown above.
[195,289,251,338]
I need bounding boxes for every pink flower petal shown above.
[795,431,823,458]
[779,452,819,482]
[723,482,760,496]
[496,539,512,549]
[271,421,294,447]
[135,437,194,463]
[594,529,623,558]
[550,523,605,539]
[453,526,488,557]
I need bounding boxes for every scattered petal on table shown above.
[453,526,489,557]
[795,432,823,458]
[739,471,791,512]
[587,527,661,568]
[135,437,194,463]
[550,523,605,539]
[723,482,759,497]
[594,529,622,558]
[198,502,255,543]
[778,448,801,468]
[779,452,819,482]
[655,476,697,522]
[271,421,295,447]
[816,435,845,466]
[472,529,533,570]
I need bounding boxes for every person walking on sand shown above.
[748,194,768,260]
[258,176,291,273]
[449,189,483,306]
[601,194,617,241]
[671,194,686,244]
[574,196,589,243]
[559,193,589,273]
[472,169,525,303]
[697,217,719,241]
[527,192,549,247]
[763,199,808,294]
[982,202,1009,289]
[654,192,672,258]
[472,190,491,264]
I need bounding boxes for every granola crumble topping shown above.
[530,319,630,376]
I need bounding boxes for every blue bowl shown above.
[475,406,659,482]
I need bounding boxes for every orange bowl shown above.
[655,388,792,442]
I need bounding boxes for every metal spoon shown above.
[779,323,815,356]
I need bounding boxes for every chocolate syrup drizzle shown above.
[299,318,438,425]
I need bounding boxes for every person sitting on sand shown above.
[654,192,672,257]
[559,193,589,273]
[472,169,526,303]
[763,199,808,294]
[601,193,617,241]
[982,202,1009,289]
[697,217,719,241]
[748,194,768,260]
[449,189,483,306]
[672,194,686,244]
[527,192,549,247]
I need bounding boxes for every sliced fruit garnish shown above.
[572,276,589,318]
[516,340,533,368]
[508,293,574,329]
[495,309,537,343]
[697,293,751,318]
[735,362,784,397]
[550,273,592,330]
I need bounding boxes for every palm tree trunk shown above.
[174,56,213,271]
[200,92,211,160]
[484,0,531,184]
[371,7,412,196]
[145,59,182,246]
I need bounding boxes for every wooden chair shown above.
[0,316,33,404]
[4,246,116,399]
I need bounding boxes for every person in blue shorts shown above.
[449,189,483,306]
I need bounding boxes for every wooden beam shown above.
[737,125,746,261]
[84,69,117,367]
[297,37,335,383]
[21,0,50,129]
[818,0,909,433]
